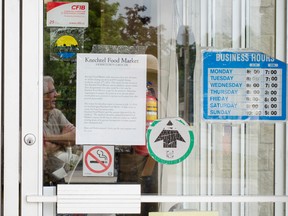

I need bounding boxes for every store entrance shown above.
[2,0,288,216]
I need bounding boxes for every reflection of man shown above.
[43,76,78,184]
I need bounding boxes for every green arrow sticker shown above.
[147,118,194,164]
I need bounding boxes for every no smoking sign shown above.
[83,145,114,177]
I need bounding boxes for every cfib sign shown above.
[202,50,287,121]
[47,2,89,28]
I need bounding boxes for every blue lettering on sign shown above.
[210,69,233,74]
[210,89,239,94]
[209,96,228,101]
[209,110,231,115]
[210,76,233,81]
[210,83,242,88]
[210,103,237,108]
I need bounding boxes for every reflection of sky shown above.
[108,0,157,26]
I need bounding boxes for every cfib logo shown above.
[71,5,86,10]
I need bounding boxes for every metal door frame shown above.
[2,0,288,215]
[3,0,21,215]
[2,0,43,215]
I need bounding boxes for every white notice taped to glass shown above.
[76,53,147,145]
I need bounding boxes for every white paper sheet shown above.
[76,53,147,145]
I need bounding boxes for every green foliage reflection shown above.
[44,0,158,124]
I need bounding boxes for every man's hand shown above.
[44,124,76,147]
[62,124,75,134]
[44,141,62,155]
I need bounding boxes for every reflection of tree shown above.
[120,5,157,45]
[89,0,125,47]
[177,26,196,123]
[44,0,159,123]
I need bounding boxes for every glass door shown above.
[16,0,288,216]
[41,1,163,215]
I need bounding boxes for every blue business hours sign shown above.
[202,50,287,121]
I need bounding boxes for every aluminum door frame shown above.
[3,0,21,215]
[21,0,43,215]
[2,0,286,215]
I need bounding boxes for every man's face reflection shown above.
[44,81,59,111]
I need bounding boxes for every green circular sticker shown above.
[147,118,194,164]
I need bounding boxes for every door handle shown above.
[27,184,141,214]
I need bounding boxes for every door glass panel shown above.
[43,1,161,215]
[42,0,281,216]
[214,0,232,48]
[245,1,276,215]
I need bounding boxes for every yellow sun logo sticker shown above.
[54,35,79,60]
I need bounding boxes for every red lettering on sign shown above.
[71,5,86,10]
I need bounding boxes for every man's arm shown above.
[44,125,76,146]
